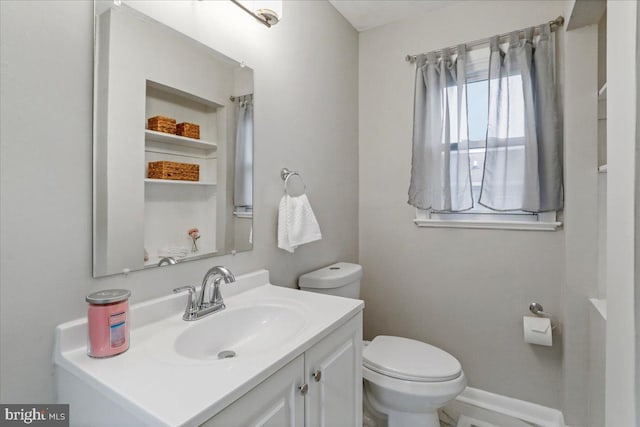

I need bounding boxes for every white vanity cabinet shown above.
[54,274,365,427]
[203,312,362,427]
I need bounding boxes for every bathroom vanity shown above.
[54,270,363,426]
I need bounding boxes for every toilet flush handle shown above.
[312,370,322,382]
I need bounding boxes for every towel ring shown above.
[281,168,307,195]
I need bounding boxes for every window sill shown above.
[413,218,562,231]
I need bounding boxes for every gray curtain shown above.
[479,25,563,212]
[234,100,253,208]
[408,46,473,212]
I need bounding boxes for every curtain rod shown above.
[230,93,253,102]
[405,15,564,64]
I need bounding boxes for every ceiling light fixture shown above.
[231,0,282,27]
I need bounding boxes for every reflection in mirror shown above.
[93,2,254,277]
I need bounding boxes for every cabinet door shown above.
[305,313,363,427]
[202,355,305,427]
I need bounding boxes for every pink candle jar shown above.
[86,289,131,358]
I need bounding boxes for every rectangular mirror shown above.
[93,2,254,277]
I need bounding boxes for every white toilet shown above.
[299,262,467,427]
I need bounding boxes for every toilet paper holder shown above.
[529,302,558,330]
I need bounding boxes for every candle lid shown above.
[86,289,131,305]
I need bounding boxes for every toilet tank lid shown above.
[298,262,362,289]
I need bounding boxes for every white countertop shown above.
[54,270,363,426]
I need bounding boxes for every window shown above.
[413,46,561,231]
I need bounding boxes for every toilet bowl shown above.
[298,263,467,427]
[362,335,466,427]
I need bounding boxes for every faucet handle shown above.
[173,285,197,320]
[173,285,196,295]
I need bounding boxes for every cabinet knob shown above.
[312,370,322,382]
[299,383,308,395]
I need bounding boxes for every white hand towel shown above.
[278,194,322,253]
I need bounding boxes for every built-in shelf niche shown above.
[143,80,226,266]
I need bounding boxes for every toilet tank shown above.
[298,262,362,299]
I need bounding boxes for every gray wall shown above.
[358,0,568,413]
[0,0,359,402]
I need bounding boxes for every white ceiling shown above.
[328,0,463,32]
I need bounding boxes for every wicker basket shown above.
[148,161,199,181]
[148,116,177,134]
[176,122,200,139]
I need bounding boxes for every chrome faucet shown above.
[158,257,177,266]
[173,266,235,321]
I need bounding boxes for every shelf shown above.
[598,82,607,101]
[147,80,224,109]
[144,249,220,267]
[145,130,217,151]
[145,179,216,186]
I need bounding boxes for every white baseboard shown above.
[455,387,565,427]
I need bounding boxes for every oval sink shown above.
[173,303,307,361]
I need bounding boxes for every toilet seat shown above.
[362,365,467,410]
[363,336,462,382]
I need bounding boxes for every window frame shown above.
[414,209,561,231]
